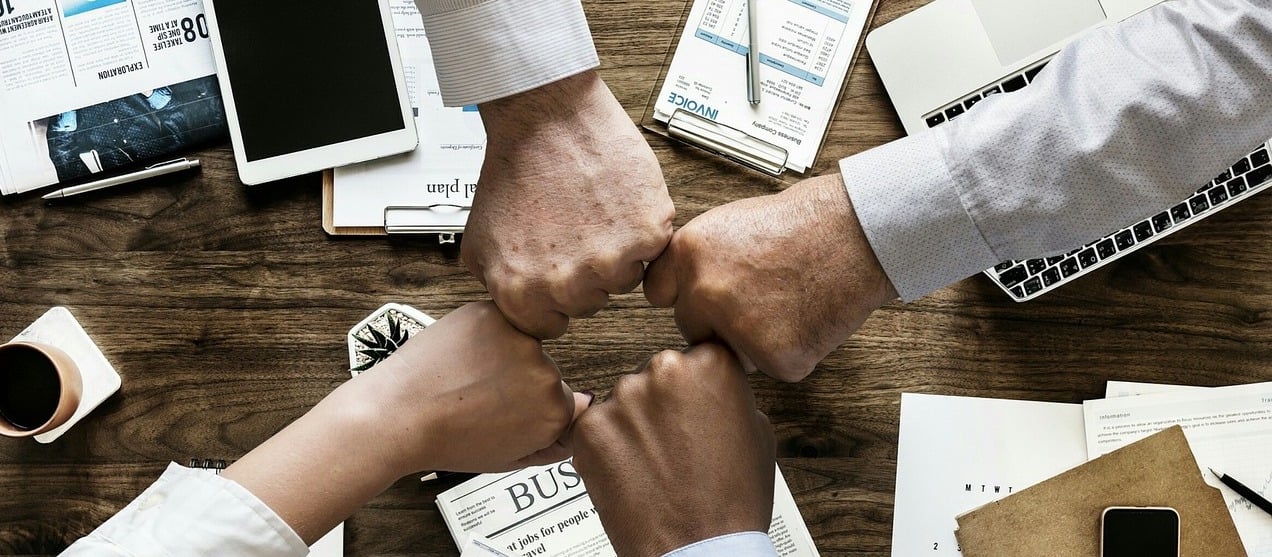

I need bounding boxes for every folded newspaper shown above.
[437,459,819,557]
[0,0,226,195]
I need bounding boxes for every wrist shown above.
[799,174,899,306]
[479,70,608,127]
[476,71,618,192]
[326,366,443,478]
[634,524,766,557]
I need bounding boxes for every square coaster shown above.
[9,307,122,444]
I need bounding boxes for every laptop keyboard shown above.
[924,60,1272,302]
[923,61,1051,128]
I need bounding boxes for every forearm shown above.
[845,0,1272,300]
[415,0,599,106]
[222,373,418,545]
[476,70,624,187]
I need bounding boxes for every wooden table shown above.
[3,0,1271,554]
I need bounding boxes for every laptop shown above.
[866,0,1272,301]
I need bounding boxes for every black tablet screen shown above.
[214,0,405,161]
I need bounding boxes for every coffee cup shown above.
[0,341,83,438]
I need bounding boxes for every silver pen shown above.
[42,158,201,200]
[746,0,762,105]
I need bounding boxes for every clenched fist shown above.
[466,71,675,339]
[571,344,776,557]
[644,174,898,382]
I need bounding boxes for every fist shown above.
[644,174,898,382]
[465,71,675,339]
[372,302,590,474]
[571,344,776,557]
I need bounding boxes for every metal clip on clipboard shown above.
[666,109,788,176]
[383,204,470,244]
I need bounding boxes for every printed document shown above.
[653,0,870,173]
[436,459,819,557]
[0,0,221,194]
[331,0,485,230]
[1085,381,1272,556]
[891,393,1087,556]
[1105,380,1208,398]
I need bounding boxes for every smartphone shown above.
[204,0,417,185]
[1101,507,1180,557]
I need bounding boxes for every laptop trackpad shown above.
[971,0,1106,66]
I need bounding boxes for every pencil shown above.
[1210,468,1272,517]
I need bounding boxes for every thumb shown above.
[513,386,595,468]
[643,249,679,307]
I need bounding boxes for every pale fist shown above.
[644,174,898,382]
[465,71,675,339]
[371,302,589,475]
[571,344,776,557]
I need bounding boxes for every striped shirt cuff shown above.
[419,0,600,107]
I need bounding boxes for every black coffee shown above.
[0,346,60,431]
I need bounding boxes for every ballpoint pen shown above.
[1210,468,1272,517]
[42,158,201,200]
[746,0,762,104]
[421,471,476,482]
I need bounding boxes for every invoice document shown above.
[653,0,870,173]
[1085,381,1272,556]
[891,393,1087,556]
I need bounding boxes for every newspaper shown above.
[0,0,224,194]
[437,459,819,557]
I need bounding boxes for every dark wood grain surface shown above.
[3,0,1271,554]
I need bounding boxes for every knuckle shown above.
[609,371,645,401]
[646,350,684,374]
[641,212,674,249]
[546,400,573,432]
[692,342,738,367]
[573,404,607,440]
[558,287,609,318]
[767,359,815,383]
[488,272,532,304]
[754,409,773,430]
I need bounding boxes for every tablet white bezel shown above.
[205,0,417,186]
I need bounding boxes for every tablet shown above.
[205,0,417,185]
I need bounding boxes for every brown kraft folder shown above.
[954,426,1245,556]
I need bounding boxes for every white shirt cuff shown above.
[61,462,308,557]
[840,131,1001,302]
[661,531,779,557]
[419,0,600,107]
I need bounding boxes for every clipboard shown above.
[640,0,879,180]
[321,169,467,243]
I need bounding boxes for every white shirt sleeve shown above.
[60,463,308,557]
[415,0,600,107]
[661,532,779,557]
[841,0,1272,301]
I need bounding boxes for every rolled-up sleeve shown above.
[416,0,600,107]
[843,0,1272,301]
[61,463,308,557]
